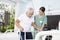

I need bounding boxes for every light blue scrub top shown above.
[34,15,47,29]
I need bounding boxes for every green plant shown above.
[6,8,15,30]
[6,16,14,30]
[0,28,6,33]
[0,6,15,33]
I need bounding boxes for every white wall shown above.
[15,0,60,18]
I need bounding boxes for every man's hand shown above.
[20,27,24,32]
[37,28,42,32]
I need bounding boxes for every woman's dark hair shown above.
[39,7,45,12]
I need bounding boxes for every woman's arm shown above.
[41,23,46,30]
[41,16,47,30]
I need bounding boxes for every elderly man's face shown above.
[27,8,34,18]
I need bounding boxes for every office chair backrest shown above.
[47,15,60,30]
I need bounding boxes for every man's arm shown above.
[15,19,23,32]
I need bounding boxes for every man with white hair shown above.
[15,7,38,40]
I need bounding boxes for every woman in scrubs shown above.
[34,7,47,31]
[33,7,47,40]
[32,7,47,40]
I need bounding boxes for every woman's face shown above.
[39,10,44,15]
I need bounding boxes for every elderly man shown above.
[15,7,39,40]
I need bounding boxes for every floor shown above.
[0,32,20,40]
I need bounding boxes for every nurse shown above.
[34,7,47,31]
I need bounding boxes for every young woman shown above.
[34,7,47,31]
